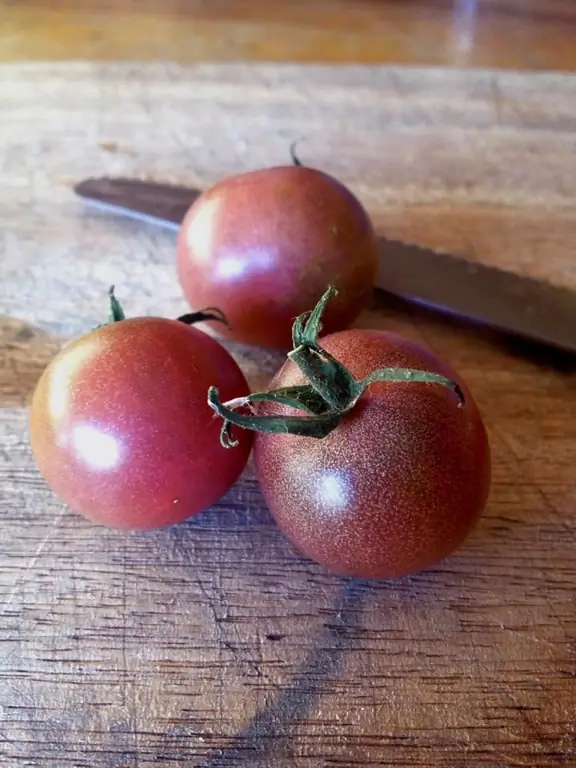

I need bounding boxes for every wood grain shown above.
[1,62,575,767]
[3,0,576,71]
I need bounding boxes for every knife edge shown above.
[74,176,576,354]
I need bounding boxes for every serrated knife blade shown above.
[74,177,576,354]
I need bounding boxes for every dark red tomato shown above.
[254,330,491,579]
[29,318,252,530]
[176,166,379,349]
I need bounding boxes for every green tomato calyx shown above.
[99,286,229,330]
[208,286,464,448]
[108,285,126,323]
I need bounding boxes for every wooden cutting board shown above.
[0,63,575,768]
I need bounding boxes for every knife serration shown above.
[74,177,576,353]
[376,239,576,353]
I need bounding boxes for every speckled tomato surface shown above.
[29,318,252,530]
[254,330,491,579]
[176,166,379,349]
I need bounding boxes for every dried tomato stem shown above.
[177,307,230,329]
[208,286,464,448]
[290,140,303,167]
[100,288,229,330]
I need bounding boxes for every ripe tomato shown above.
[252,330,490,579]
[176,165,379,349]
[29,316,252,530]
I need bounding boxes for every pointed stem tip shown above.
[107,285,126,323]
[177,306,230,329]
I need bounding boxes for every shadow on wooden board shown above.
[0,317,61,407]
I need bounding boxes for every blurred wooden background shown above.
[2,0,576,70]
[2,62,576,767]
[2,3,576,767]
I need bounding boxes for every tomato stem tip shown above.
[289,140,303,167]
[97,289,230,332]
[108,285,126,323]
[177,306,231,329]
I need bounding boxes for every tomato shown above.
[251,329,490,579]
[29,316,252,530]
[176,165,379,349]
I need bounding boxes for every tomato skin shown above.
[29,318,252,530]
[254,330,491,579]
[176,166,379,349]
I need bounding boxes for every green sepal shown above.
[289,343,360,410]
[95,285,125,329]
[108,285,125,323]
[246,385,332,415]
[360,368,464,406]
[292,285,336,348]
[207,386,341,448]
[207,283,465,446]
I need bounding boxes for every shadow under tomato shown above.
[144,476,371,766]
[0,316,62,407]
[116,466,574,765]
[191,576,367,768]
[130,355,574,766]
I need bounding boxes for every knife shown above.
[74,177,576,354]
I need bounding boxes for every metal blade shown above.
[74,177,576,353]
[75,177,200,230]
[376,239,576,353]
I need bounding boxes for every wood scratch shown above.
[120,540,139,767]
[1,61,576,767]
[0,508,65,618]
[0,730,17,749]
[499,427,576,547]
[170,529,267,682]
[491,73,504,126]
[121,539,128,709]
